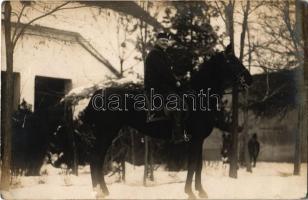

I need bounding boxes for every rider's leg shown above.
[170,110,184,142]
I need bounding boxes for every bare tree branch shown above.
[214,1,227,25]
[12,1,71,49]
[56,5,88,11]
[12,4,26,43]
[248,0,265,15]
[239,0,250,62]
[282,1,301,59]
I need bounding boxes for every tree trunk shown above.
[294,109,302,175]
[225,0,238,178]
[293,0,304,176]
[229,83,239,178]
[1,1,13,190]
[240,0,252,172]
[149,140,154,181]
[130,132,135,168]
[243,90,252,172]
[245,24,253,172]
[143,136,149,186]
[302,1,308,197]
[121,159,126,182]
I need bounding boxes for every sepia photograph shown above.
[0,0,307,199]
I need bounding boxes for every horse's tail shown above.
[81,99,95,127]
[82,88,105,124]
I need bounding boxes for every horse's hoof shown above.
[94,186,107,199]
[198,190,208,199]
[95,191,106,199]
[102,189,109,196]
[187,193,197,199]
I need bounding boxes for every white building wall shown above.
[203,109,307,162]
[1,31,116,108]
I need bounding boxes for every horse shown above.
[83,45,252,199]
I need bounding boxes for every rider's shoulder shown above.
[148,47,164,57]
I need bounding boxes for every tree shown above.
[293,0,305,176]
[240,0,253,173]
[302,2,308,197]
[163,1,218,74]
[213,0,265,177]
[113,13,139,77]
[1,1,75,188]
[244,1,304,174]
[1,1,14,190]
[215,0,238,178]
[134,1,156,186]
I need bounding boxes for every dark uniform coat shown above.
[144,45,177,95]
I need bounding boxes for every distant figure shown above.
[221,132,231,165]
[248,133,260,167]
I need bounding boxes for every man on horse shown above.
[144,31,186,142]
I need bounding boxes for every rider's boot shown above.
[171,111,190,143]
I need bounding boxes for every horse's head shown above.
[219,43,253,90]
[192,43,252,92]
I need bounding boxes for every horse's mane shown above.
[191,51,225,92]
[197,51,224,72]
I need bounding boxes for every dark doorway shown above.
[23,76,72,175]
[34,75,72,131]
[34,75,72,137]
[34,76,72,112]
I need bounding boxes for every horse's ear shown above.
[225,42,234,55]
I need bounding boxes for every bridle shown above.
[224,54,249,90]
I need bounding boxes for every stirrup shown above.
[184,130,191,142]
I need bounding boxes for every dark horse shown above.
[83,45,252,199]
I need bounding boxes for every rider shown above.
[144,31,185,142]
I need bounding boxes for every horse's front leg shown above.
[185,141,198,199]
[195,140,208,198]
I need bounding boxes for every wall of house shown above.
[203,109,307,162]
[1,30,116,109]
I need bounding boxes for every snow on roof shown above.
[62,74,143,119]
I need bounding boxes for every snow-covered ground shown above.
[2,162,307,199]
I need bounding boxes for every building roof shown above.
[78,1,163,30]
[9,22,122,78]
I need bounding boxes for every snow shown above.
[2,162,307,199]
[61,75,143,119]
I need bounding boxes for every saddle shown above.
[145,94,170,123]
[145,93,191,142]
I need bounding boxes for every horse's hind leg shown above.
[195,141,208,198]
[90,139,111,198]
[90,154,99,188]
[185,140,198,199]
[95,145,110,197]
[98,147,109,196]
